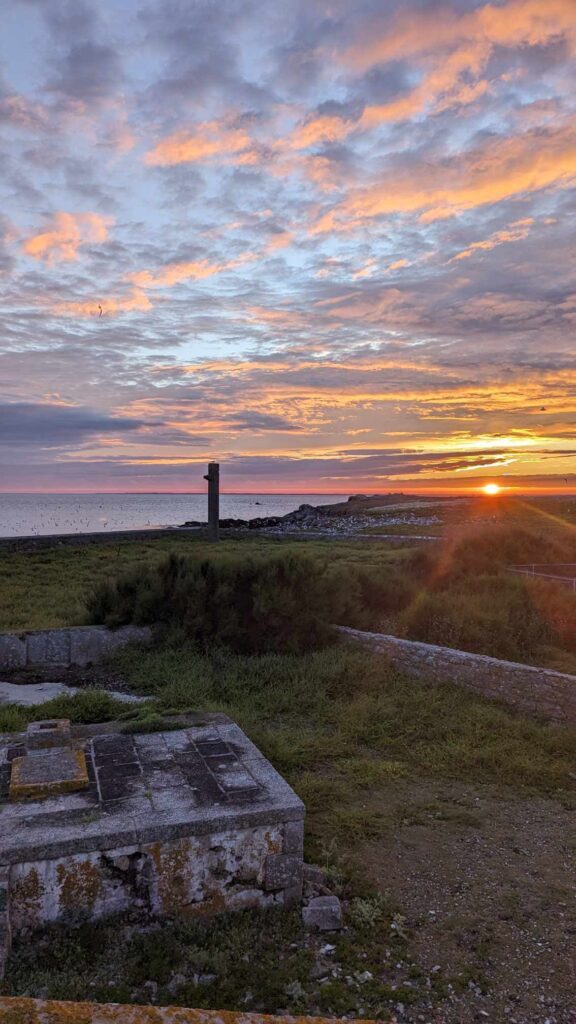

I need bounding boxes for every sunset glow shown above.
[1,0,576,493]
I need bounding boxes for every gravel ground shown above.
[360,778,576,1024]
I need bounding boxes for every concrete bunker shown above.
[0,714,304,977]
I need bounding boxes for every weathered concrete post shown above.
[204,462,220,542]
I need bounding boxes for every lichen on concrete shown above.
[0,996,377,1024]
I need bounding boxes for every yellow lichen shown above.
[9,749,89,801]
[0,996,376,1023]
[145,840,194,915]
[264,831,282,855]
[56,859,101,913]
[11,867,44,927]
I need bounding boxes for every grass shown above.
[4,900,418,1016]
[3,639,576,1014]
[0,534,410,632]
[114,642,576,807]
[0,690,139,735]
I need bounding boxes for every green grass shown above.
[0,534,410,632]
[113,643,576,808]
[0,690,137,735]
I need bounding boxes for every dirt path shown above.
[358,779,576,1023]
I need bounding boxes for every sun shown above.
[482,483,501,496]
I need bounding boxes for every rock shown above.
[167,972,187,994]
[303,863,330,886]
[248,516,282,529]
[302,895,343,932]
[310,961,330,980]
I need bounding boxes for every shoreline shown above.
[0,495,444,551]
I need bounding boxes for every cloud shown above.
[449,217,535,261]
[0,402,151,447]
[2,0,576,492]
[47,41,124,105]
[22,212,113,263]
[342,0,576,124]
[314,122,576,230]
[145,121,257,167]
[128,258,233,289]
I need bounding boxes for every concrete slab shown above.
[0,681,148,708]
[0,716,304,941]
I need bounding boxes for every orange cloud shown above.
[145,121,256,166]
[450,218,535,261]
[314,123,576,231]
[345,0,576,72]
[352,259,378,280]
[51,252,255,319]
[23,212,113,263]
[343,0,576,126]
[128,259,228,289]
[52,289,152,317]
[287,114,354,150]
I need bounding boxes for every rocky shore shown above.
[179,493,441,540]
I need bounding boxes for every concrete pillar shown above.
[204,462,220,542]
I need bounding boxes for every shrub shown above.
[398,575,552,661]
[325,564,416,631]
[87,552,339,654]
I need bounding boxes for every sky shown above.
[1,0,575,494]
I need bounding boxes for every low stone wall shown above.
[0,997,374,1024]
[0,625,152,670]
[340,626,576,724]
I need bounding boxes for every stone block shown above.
[303,862,329,887]
[302,895,343,931]
[27,719,72,750]
[69,625,152,666]
[281,883,303,909]
[284,819,304,855]
[263,853,303,891]
[26,631,70,666]
[0,635,26,669]
[69,628,105,667]
[10,748,89,801]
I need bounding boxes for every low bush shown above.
[87,552,336,653]
[398,575,552,660]
[87,551,416,653]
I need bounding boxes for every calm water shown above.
[0,493,346,538]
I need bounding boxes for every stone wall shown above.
[340,626,576,724]
[0,625,152,669]
[8,820,303,934]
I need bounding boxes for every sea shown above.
[0,493,347,539]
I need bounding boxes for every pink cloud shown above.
[23,212,113,263]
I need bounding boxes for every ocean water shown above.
[0,493,346,538]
